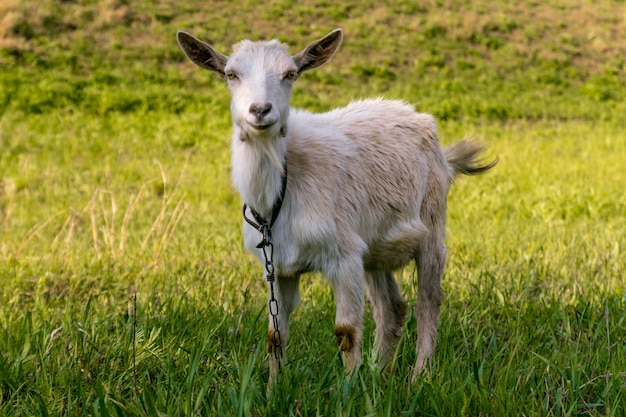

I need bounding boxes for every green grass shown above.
[1,0,625,415]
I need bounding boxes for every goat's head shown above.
[177,29,343,143]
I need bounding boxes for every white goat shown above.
[177,28,496,383]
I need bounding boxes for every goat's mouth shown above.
[248,121,276,131]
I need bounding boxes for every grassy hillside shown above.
[1,0,625,120]
[1,1,625,416]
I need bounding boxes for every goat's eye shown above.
[225,71,238,80]
[284,71,297,81]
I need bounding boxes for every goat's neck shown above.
[231,126,287,218]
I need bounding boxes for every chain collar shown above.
[242,161,288,248]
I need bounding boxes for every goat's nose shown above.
[249,102,272,118]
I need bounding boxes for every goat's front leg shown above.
[267,274,300,386]
[330,257,365,373]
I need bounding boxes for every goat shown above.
[177,28,496,383]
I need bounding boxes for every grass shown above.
[1,0,625,415]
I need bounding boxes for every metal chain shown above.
[259,225,283,368]
[242,203,285,369]
[240,161,288,372]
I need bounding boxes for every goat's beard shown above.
[234,120,286,174]
[258,137,285,174]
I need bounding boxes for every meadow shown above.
[1,0,625,415]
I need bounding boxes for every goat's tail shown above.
[443,139,498,181]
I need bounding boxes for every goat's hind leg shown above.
[412,232,445,381]
[364,271,407,371]
[267,274,300,386]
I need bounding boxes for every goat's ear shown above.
[177,31,228,77]
[293,28,343,75]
